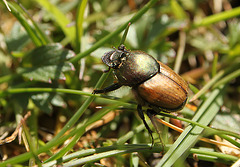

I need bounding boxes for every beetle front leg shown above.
[137,105,154,147]
[93,83,122,94]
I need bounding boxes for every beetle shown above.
[93,44,188,143]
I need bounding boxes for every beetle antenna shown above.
[119,22,131,46]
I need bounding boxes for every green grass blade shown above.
[157,85,225,167]
[8,2,47,46]
[44,104,121,162]
[42,144,238,166]
[34,0,76,44]
[170,0,187,20]
[70,0,159,63]
[213,68,240,89]
[193,6,240,27]
[190,63,240,102]
[75,0,88,53]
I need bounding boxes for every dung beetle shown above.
[93,44,188,143]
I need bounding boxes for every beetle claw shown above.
[92,89,105,94]
[92,89,97,94]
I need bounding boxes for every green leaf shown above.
[211,110,240,134]
[22,43,75,66]
[31,93,53,114]
[5,22,30,52]
[31,92,66,114]
[19,43,75,82]
[19,63,72,82]
[12,93,31,110]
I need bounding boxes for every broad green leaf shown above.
[19,43,75,82]
[31,93,66,114]
[22,43,75,66]
[31,93,53,114]
[212,110,240,134]
[19,63,73,82]
[5,22,30,52]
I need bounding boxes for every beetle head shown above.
[102,45,129,69]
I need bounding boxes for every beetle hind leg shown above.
[137,105,154,147]
[146,109,165,152]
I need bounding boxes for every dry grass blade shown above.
[0,111,31,145]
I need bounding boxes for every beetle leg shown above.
[137,105,154,147]
[146,109,165,152]
[93,83,122,94]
